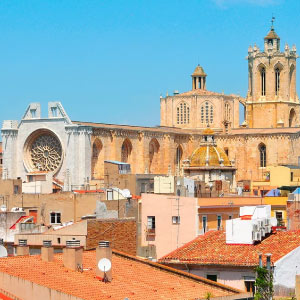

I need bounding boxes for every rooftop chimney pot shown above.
[99,241,110,248]
[41,240,54,262]
[16,239,29,256]
[63,240,83,271]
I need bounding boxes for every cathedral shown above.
[2,25,300,190]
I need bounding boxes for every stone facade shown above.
[2,27,300,187]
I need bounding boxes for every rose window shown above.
[30,135,62,172]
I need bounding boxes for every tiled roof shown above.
[160,230,300,267]
[192,65,206,76]
[0,250,243,300]
[265,29,280,40]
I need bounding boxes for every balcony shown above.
[146,228,156,236]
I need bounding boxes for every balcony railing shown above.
[146,228,156,236]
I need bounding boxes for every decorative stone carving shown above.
[30,134,62,172]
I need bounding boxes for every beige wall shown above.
[0,272,84,300]
[4,192,137,225]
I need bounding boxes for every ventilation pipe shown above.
[63,240,83,271]
[16,239,29,256]
[96,241,112,281]
[41,240,54,262]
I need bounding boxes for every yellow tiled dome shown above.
[190,145,231,167]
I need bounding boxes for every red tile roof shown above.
[159,230,300,267]
[0,250,244,300]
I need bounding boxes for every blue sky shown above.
[0,0,299,126]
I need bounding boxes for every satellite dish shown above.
[98,258,111,272]
[0,246,8,258]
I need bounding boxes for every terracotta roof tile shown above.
[160,230,300,267]
[0,250,243,300]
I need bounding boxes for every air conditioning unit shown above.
[252,224,258,232]
[254,232,261,241]
[259,220,264,228]
[262,218,268,226]
[265,219,270,226]
[266,225,272,233]
[261,229,266,237]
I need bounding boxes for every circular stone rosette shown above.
[24,129,63,173]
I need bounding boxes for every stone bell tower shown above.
[246,21,299,128]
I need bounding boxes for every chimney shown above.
[16,239,29,256]
[96,241,112,282]
[41,240,54,262]
[63,240,83,271]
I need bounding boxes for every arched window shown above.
[259,144,266,168]
[290,65,295,100]
[176,103,190,124]
[261,67,266,96]
[149,138,160,173]
[176,145,183,169]
[289,109,296,127]
[225,103,231,121]
[275,68,280,95]
[121,139,132,163]
[91,139,103,179]
[201,102,214,125]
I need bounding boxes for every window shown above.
[176,103,190,124]
[172,216,180,224]
[259,144,266,167]
[291,172,294,182]
[275,211,283,226]
[206,274,217,282]
[30,109,36,118]
[57,237,61,244]
[202,215,207,233]
[50,212,61,224]
[225,103,230,121]
[147,216,155,229]
[224,148,229,156]
[261,67,266,96]
[228,215,233,220]
[244,277,255,293]
[217,215,222,230]
[51,107,58,117]
[275,68,280,95]
[201,102,214,125]
[13,185,19,194]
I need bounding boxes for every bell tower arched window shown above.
[261,67,266,96]
[275,68,280,95]
[176,102,190,124]
[259,144,266,168]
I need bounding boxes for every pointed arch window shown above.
[261,67,266,96]
[259,144,266,168]
[275,68,280,95]
[176,102,190,124]
[225,103,231,121]
[201,102,214,125]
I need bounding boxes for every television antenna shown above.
[98,258,111,283]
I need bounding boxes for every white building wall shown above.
[274,245,300,289]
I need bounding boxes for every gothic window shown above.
[261,67,266,96]
[176,102,190,124]
[91,139,103,179]
[201,106,204,123]
[225,103,230,121]
[121,139,132,163]
[259,144,266,168]
[149,138,160,173]
[176,145,183,169]
[201,102,214,125]
[275,68,280,95]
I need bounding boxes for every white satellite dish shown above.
[0,246,8,258]
[98,258,111,272]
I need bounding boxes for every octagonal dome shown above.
[190,145,231,167]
